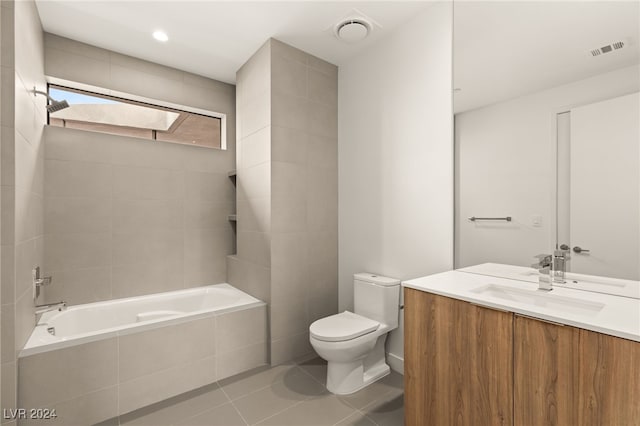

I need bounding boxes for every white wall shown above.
[338,3,454,373]
[455,65,640,269]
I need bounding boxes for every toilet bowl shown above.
[309,273,400,395]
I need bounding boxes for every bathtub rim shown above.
[20,283,265,358]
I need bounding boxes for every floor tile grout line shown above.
[294,361,326,385]
[339,386,397,412]
[297,366,323,384]
[120,382,226,425]
[221,364,301,402]
[248,380,331,426]
[359,389,405,426]
[162,383,232,426]
[229,401,250,426]
[358,388,404,413]
[250,398,308,426]
[224,362,334,425]
[356,408,381,426]
[218,383,250,426]
[330,410,362,426]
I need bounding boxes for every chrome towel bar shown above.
[468,216,512,222]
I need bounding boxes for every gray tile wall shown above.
[269,40,338,364]
[40,35,237,304]
[1,1,46,422]
[232,40,272,304]
[43,125,236,304]
[232,39,338,365]
[0,2,10,420]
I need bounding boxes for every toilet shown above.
[309,273,400,395]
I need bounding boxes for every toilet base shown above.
[325,335,390,395]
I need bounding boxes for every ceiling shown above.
[35,1,434,84]
[454,1,640,113]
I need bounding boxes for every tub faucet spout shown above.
[35,301,66,321]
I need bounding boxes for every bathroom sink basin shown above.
[458,263,640,300]
[470,284,605,316]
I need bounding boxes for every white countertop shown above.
[403,269,640,342]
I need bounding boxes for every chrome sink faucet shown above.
[532,247,571,291]
[551,246,571,284]
[532,254,553,291]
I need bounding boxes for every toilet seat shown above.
[310,311,379,342]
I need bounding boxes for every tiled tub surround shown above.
[17,284,267,425]
[41,33,237,307]
[42,125,237,305]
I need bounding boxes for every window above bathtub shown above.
[47,84,225,150]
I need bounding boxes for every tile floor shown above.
[97,357,404,426]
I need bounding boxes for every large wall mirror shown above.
[454,1,639,281]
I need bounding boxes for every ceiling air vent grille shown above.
[590,41,625,57]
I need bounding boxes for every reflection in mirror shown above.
[454,1,640,283]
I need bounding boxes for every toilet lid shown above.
[310,311,379,342]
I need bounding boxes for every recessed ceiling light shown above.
[152,30,169,42]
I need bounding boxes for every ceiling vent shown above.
[329,8,381,44]
[335,19,372,43]
[590,40,626,57]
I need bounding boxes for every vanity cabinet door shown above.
[404,288,513,426]
[514,315,580,426]
[514,315,640,426]
[577,328,640,425]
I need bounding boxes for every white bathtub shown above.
[21,283,264,357]
[18,283,268,423]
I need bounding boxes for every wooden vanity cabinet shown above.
[404,288,514,426]
[515,315,640,426]
[405,288,640,426]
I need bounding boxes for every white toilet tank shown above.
[353,273,400,328]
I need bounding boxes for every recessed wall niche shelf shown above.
[228,169,237,256]
[228,170,237,223]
